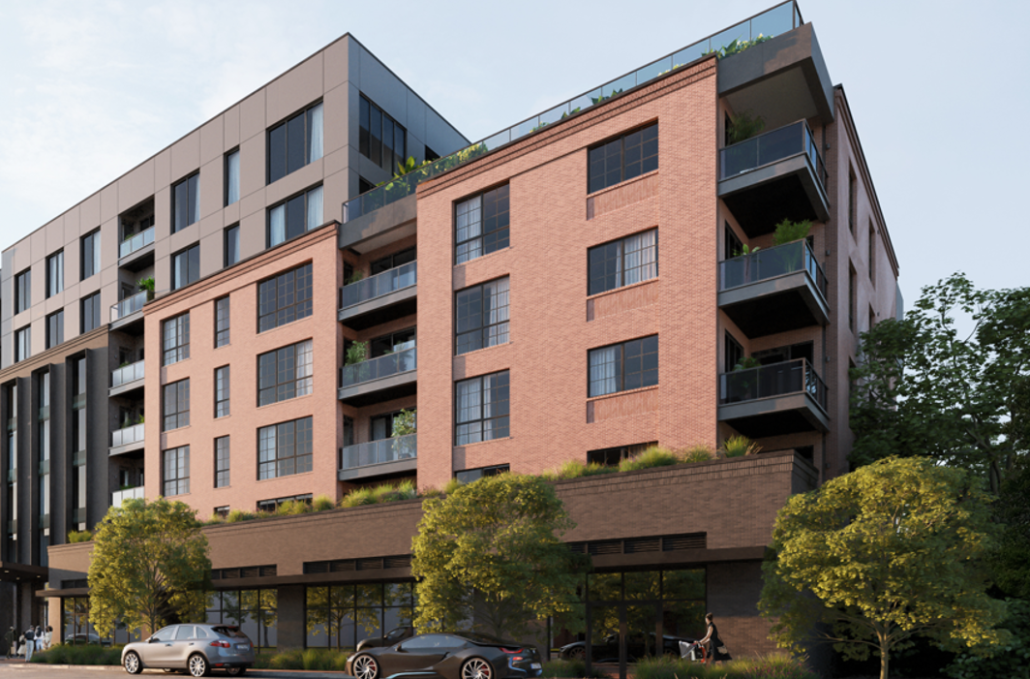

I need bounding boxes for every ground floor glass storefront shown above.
[305,582,414,650]
[206,589,278,649]
[62,597,140,645]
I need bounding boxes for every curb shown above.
[5,664,352,678]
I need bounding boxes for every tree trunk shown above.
[880,644,890,679]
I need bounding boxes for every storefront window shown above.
[206,589,277,650]
[305,582,414,650]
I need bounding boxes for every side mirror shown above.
[148,637,159,643]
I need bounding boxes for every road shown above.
[0,660,352,678]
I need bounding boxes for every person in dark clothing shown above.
[696,612,730,664]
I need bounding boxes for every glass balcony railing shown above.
[340,262,417,310]
[111,290,148,322]
[111,486,145,508]
[112,423,144,448]
[339,346,416,388]
[340,433,417,470]
[719,240,826,296]
[343,1,802,223]
[719,358,826,409]
[720,120,827,188]
[111,360,145,388]
[119,226,155,258]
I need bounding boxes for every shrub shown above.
[543,658,609,678]
[720,435,761,458]
[618,446,680,472]
[312,494,335,512]
[67,530,93,543]
[30,643,123,665]
[340,486,375,508]
[226,508,258,523]
[635,655,817,679]
[441,477,462,495]
[275,499,311,517]
[681,445,715,464]
[253,647,351,671]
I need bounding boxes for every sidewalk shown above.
[0,657,353,678]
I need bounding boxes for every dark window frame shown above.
[172,172,200,233]
[588,123,659,194]
[455,464,510,485]
[215,366,230,418]
[455,184,510,264]
[14,326,31,362]
[358,94,407,173]
[162,445,190,496]
[848,166,857,234]
[257,339,313,407]
[224,224,240,267]
[81,229,101,281]
[257,263,313,333]
[257,416,314,480]
[724,332,743,373]
[588,335,659,398]
[868,220,876,285]
[224,148,240,206]
[455,277,510,356]
[587,442,658,467]
[455,370,510,446]
[81,292,101,334]
[215,436,230,488]
[588,228,658,296]
[45,310,64,349]
[267,101,324,185]
[14,269,31,314]
[215,296,230,348]
[266,184,323,248]
[46,250,64,298]
[172,244,201,291]
[162,313,191,365]
[162,379,190,431]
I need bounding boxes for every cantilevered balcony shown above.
[109,360,145,398]
[110,423,145,456]
[118,226,155,271]
[339,262,417,330]
[719,121,829,237]
[110,290,148,334]
[718,358,828,437]
[338,347,417,407]
[111,486,144,508]
[338,433,417,481]
[718,239,828,337]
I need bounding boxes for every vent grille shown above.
[662,533,706,551]
[212,564,276,580]
[357,558,383,571]
[569,532,707,557]
[384,555,411,569]
[567,543,587,554]
[304,555,412,575]
[63,579,87,589]
[305,562,329,575]
[625,537,661,553]
[331,560,356,573]
[240,567,260,579]
[588,540,622,556]
[260,566,277,577]
[220,569,240,580]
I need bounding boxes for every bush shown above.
[340,487,375,508]
[720,435,761,458]
[30,643,123,665]
[312,494,335,512]
[253,647,351,671]
[543,658,609,678]
[66,530,93,543]
[618,446,680,472]
[635,655,817,679]
[227,508,258,523]
[682,445,715,464]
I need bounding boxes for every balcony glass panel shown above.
[119,226,155,258]
[111,360,145,388]
[340,262,417,310]
[720,121,827,189]
[719,240,826,296]
[111,290,148,322]
[340,433,416,470]
[339,347,416,388]
[111,486,145,508]
[111,422,144,448]
[719,358,826,409]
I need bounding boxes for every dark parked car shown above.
[347,632,542,679]
[356,625,415,651]
[66,632,112,646]
[120,623,254,677]
[559,632,699,661]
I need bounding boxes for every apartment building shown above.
[35,0,897,667]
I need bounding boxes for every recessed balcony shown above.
[338,433,417,482]
[110,291,149,334]
[339,262,417,330]
[118,226,155,271]
[718,239,829,337]
[338,346,417,407]
[110,423,145,456]
[111,486,145,508]
[109,360,145,398]
[719,120,829,237]
[718,358,828,437]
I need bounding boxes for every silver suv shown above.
[121,623,254,677]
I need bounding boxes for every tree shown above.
[759,457,1008,679]
[88,497,212,637]
[850,273,1030,493]
[412,473,586,640]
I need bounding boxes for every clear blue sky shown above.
[1,0,1027,306]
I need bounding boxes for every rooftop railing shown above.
[112,422,144,448]
[111,360,145,388]
[111,290,148,322]
[339,261,417,310]
[719,358,826,409]
[720,120,827,189]
[343,1,802,223]
[340,433,417,471]
[719,239,827,297]
[119,226,155,258]
[339,346,417,388]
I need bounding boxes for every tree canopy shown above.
[759,457,1008,679]
[88,497,211,638]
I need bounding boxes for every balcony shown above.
[111,486,144,508]
[110,423,145,456]
[118,226,155,270]
[719,121,829,237]
[109,360,145,398]
[338,347,417,407]
[718,239,829,337]
[338,433,417,482]
[110,290,149,334]
[339,262,417,330]
[718,358,828,437]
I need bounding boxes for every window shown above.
[173,172,200,233]
[214,506,230,519]
[455,184,510,264]
[14,327,30,362]
[172,244,200,290]
[14,269,31,314]
[425,145,440,162]
[455,464,509,485]
[358,176,375,194]
[370,410,416,441]
[258,263,313,332]
[225,149,240,205]
[588,229,658,295]
[588,123,658,193]
[868,305,876,332]
[849,264,857,333]
[848,166,857,234]
[587,442,658,466]
[215,366,230,418]
[724,223,742,260]
[81,293,101,333]
[371,247,415,275]
[215,297,230,347]
[724,332,743,373]
[81,229,101,280]
[455,371,510,445]
[163,446,190,496]
[268,102,323,184]
[215,437,230,488]
[257,416,313,479]
[258,340,313,406]
[45,311,63,349]
[268,185,323,247]
[163,313,190,365]
[868,221,876,284]
[455,278,509,355]
[46,251,64,297]
[162,379,190,431]
[589,335,658,397]
[224,225,240,267]
[359,95,406,172]
[257,494,312,512]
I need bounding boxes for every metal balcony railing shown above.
[339,346,416,388]
[111,290,148,322]
[112,423,144,448]
[719,239,827,296]
[111,486,145,508]
[339,261,417,310]
[719,358,827,409]
[340,433,417,470]
[111,360,145,388]
[119,226,155,258]
[720,120,827,189]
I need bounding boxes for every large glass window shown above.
[258,416,313,480]
[207,590,278,649]
[81,229,101,280]
[588,229,658,295]
[215,297,230,348]
[172,244,201,290]
[258,340,313,406]
[588,123,658,193]
[215,436,230,488]
[163,313,190,365]
[267,185,323,247]
[81,292,101,333]
[589,335,658,397]
[38,371,50,530]
[46,250,64,298]
[268,102,323,184]
[163,445,189,496]
[14,327,30,362]
[305,582,413,650]
[455,185,510,264]
[14,269,31,314]
[225,149,240,205]
[359,95,406,173]
[162,379,190,431]
[257,263,313,332]
[224,225,240,267]
[455,371,510,445]
[215,366,230,418]
[455,464,509,484]
[173,172,200,233]
[455,278,509,355]
[46,310,64,349]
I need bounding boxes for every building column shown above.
[277,585,305,651]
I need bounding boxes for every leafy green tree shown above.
[88,497,212,637]
[759,457,1008,679]
[850,273,1030,493]
[412,473,586,639]
[993,468,1030,600]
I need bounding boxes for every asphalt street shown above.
[0,660,353,678]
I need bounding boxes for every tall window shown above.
[224,225,240,267]
[225,149,240,205]
[268,185,323,247]
[258,263,313,332]
[455,278,509,355]
[215,437,230,488]
[258,340,313,406]
[81,293,101,333]
[588,123,658,193]
[589,335,659,397]
[848,166,857,234]
[268,102,323,184]
[215,297,230,347]
[215,366,230,418]
[359,95,406,172]
[163,313,190,365]
[38,371,50,530]
[173,172,200,233]
[81,229,101,280]
[455,464,509,485]
[163,446,190,496]
[5,383,17,561]
[46,251,64,297]
[455,371,510,445]
[724,332,744,373]
[455,185,509,264]
[849,264,857,333]
[45,311,63,349]
[14,269,31,314]
[258,416,313,480]
[172,244,200,290]
[588,229,658,295]
[868,221,876,284]
[71,358,87,529]
[14,327,30,362]
[162,379,190,431]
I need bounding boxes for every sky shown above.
[0,0,1027,308]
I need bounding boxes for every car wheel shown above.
[461,657,494,679]
[352,653,380,679]
[187,653,209,677]
[123,651,142,675]
[225,668,246,677]
[566,647,585,660]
